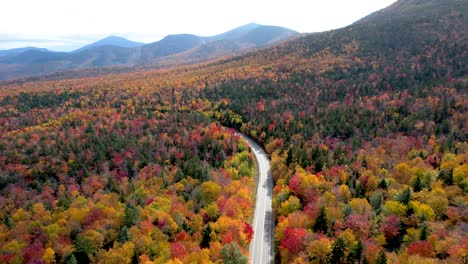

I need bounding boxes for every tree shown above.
[409,201,435,221]
[313,206,328,233]
[280,227,307,255]
[307,237,332,263]
[100,242,136,264]
[378,178,387,190]
[279,195,301,216]
[118,226,130,243]
[354,183,366,198]
[200,224,212,248]
[199,181,222,204]
[370,192,383,214]
[42,247,56,264]
[453,164,468,191]
[419,224,429,241]
[407,241,434,258]
[394,163,412,184]
[345,214,370,238]
[382,201,407,217]
[244,223,254,242]
[349,198,372,214]
[438,169,453,185]
[375,250,387,264]
[412,174,423,192]
[74,235,95,263]
[330,237,346,264]
[396,187,412,205]
[381,215,401,250]
[170,242,187,260]
[123,203,139,227]
[427,188,448,218]
[66,254,78,264]
[348,239,364,264]
[221,242,247,264]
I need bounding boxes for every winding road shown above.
[240,134,274,264]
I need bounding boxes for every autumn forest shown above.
[0,0,467,263]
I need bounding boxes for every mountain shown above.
[224,0,466,78]
[138,34,206,64]
[239,25,299,46]
[0,47,51,57]
[208,22,262,41]
[205,24,298,51]
[73,36,144,52]
[0,23,299,80]
[147,24,299,67]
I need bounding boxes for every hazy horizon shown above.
[1,0,397,52]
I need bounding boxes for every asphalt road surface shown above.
[241,134,274,264]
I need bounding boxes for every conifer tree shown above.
[330,237,346,263]
[313,206,328,233]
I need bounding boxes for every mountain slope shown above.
[197,1,467,262]
[224,0,467,82]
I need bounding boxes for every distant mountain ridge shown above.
[0,23,299,80]
[73,36,144,53]
[208,23,262,41]
[0,47,52,57]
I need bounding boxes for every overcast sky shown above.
[0,0,397,51]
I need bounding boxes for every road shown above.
[240,134,274,264]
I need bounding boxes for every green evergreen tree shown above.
[313,206,328,233]
[378,178,388,190]
[348,239,364,264]
[66,254,78,264]
[355,183,366,198]
[74,235,95,263]
[221,242,247,264]
[420,224,429,241]
[123,202,139,227]
[105,176,120,194]
[396,187,412,205]
[375,250,387,264]
[438,169,453,185]
[118,226,130,243]
[413,175,422,192]
[3,215,14,229]
[200,224,212,248]
[330,237,346,264]
[343,204,353,218]
[370,192,383,214]
[131,252,139,264]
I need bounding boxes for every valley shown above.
[0,0,466,263]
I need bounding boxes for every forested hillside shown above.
[0,0,466,263]
[203,0,468,262]
[0,84,257,263]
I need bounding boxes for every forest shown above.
[0,84,257,263]
[0,0,467,263]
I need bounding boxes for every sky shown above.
[0,0,397,51]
